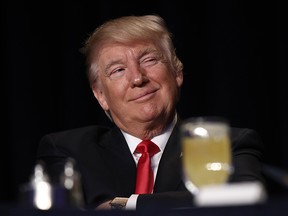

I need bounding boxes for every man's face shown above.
[92,41,183,133]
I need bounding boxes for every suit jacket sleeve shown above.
[229,127,265,183]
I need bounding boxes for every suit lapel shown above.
[100,126,137,194]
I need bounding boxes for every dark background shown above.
[2,0,287,203]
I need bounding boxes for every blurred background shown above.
[2,0,287,204]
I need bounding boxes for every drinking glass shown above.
[180,117,233,194]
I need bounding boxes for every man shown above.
[36,15,264,210]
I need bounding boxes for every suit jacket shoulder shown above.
[37,125,113,157]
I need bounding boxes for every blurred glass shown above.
[180,117,233,194]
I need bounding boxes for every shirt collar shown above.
[121,114,177,154]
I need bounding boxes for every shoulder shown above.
[39,125,118,151]
[230,127,264,154]
[45,125,112,140]
[230,127,261,143]
[37,124,125,160]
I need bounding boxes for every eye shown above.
[107,67,126,79]
[141,56,159,67]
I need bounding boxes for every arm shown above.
[230,128,265,183]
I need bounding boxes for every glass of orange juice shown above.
[180,116,233,194]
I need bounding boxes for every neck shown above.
[119,113,177,140]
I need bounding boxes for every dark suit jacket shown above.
[36,122,264,210]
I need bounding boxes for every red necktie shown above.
[134,140,160,194]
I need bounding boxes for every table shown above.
[1,194,288,216]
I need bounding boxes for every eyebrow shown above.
[137,47,159,59]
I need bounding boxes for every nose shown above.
[132,76,145,86]
[130,65,148,87]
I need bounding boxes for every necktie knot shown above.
[134,140,160,157]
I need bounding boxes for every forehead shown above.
[95,41,158,67]
[100,41,157,56]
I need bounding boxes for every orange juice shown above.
[182,136,231,188]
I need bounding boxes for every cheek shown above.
[149,67,169,81]
[103,81,127,103]
[155,70,179,85]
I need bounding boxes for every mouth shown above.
[129,89,158,102]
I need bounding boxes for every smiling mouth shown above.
[130,89,158,102]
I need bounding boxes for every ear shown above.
[92,86,109,111]
[176,70,183,87]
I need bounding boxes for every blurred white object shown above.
[31,162,52,210]
[60,158,84,208]
[194,181,267,206]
